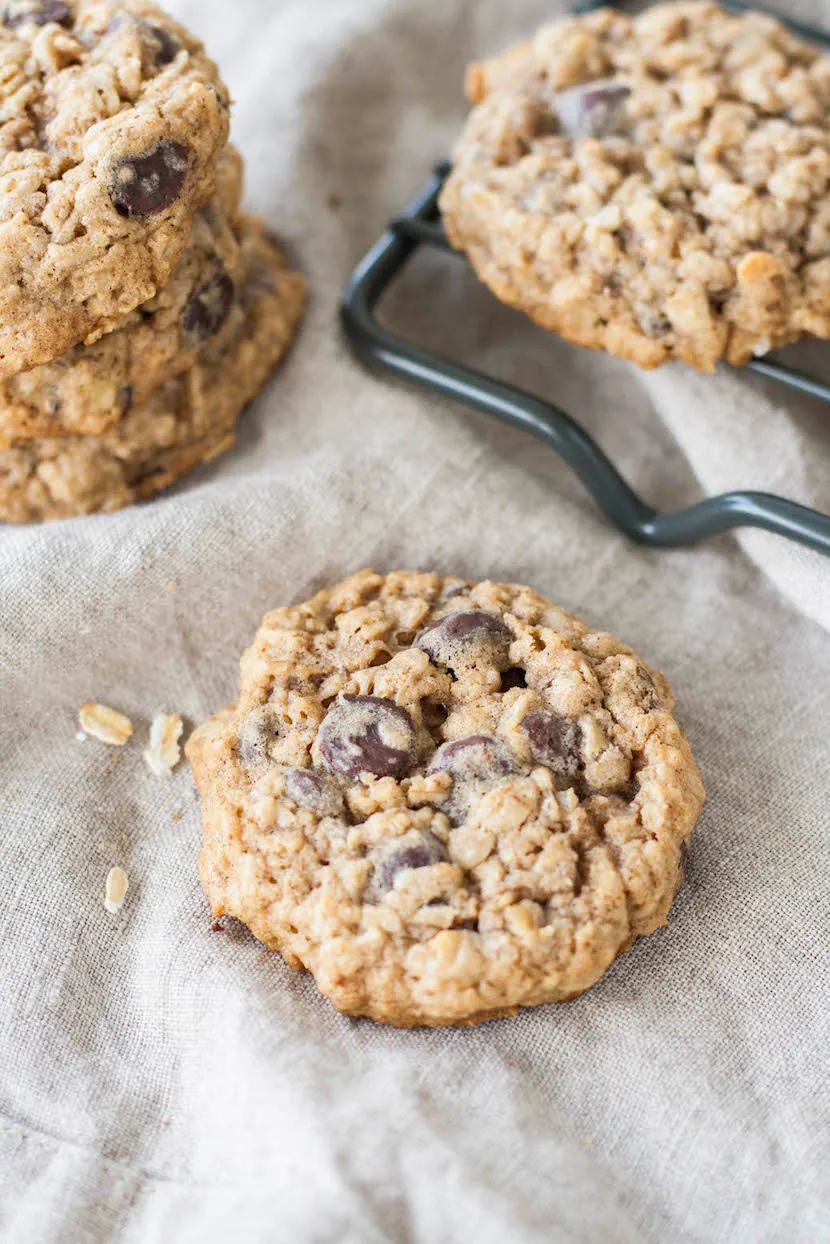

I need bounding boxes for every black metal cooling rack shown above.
[340,7,830,557]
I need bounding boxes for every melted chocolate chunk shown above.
[429,734,518,824]
[2,0,69,28]
[183,267,234,343]
[369,830,447,898]
[521,710,582,786]
[319,695,415,779]
[284,768,344,817]
[237,706,280,769]
[556,79,631,140]
[431,734,517,784]
[109,141,189,219]
[415,610,512,674]
[144,21,179,67]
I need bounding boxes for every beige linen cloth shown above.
[1,2,829,1241]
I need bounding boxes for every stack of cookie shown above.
[0,0,305,523]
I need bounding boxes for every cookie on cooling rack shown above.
[440,2,830,371]
[187,569,705,1028]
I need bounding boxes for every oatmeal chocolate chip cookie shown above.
[187,570,705,1029]
[0,215,305,520]
[0,146,244,444]
[0,0,230,377]
[440,2,830,371]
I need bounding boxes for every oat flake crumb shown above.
[104,867,129,914]
[144,713,184,777]
[78,702,134,746]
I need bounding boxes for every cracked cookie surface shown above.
[0,0,229,377]
[187,570,705,1028]
[0,145,244,444]
[0,214,306,520]
[440,2,830,371]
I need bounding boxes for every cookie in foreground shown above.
[0,215,306,521]
[187,570,705,1028]
[440,2,830,372]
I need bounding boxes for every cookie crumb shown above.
[144,713,184,777]
[78,702,134,746]
[167,581,177,591]
[104,867,129,914]
[327,193,342,210]
[211,920,225,932]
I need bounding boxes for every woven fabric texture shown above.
[0,2,828,1241]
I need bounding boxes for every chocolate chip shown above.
[144,22,179,67]
[183,267,234,343]
[500,667,527,692]
[556,79,631,140]
[368,829,447,898]
[521,710,582,786]
[415,610,513,674]
[237,706,280,769]
[109,140,189,219]
[429,734,518,823]
[319,695,415,779]
[2,0,70,28]
[283,768,344,817]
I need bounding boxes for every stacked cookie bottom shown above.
[0,146,305,523]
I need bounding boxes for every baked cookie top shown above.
[0,213,306,521]
[187,570,705,1028]
[440,2,830,370]
[0,0,230,377]
[0,145,245,445]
